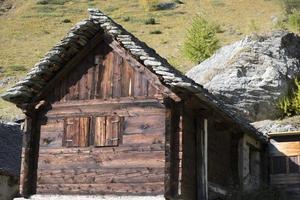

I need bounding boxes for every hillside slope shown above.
[0,0,284,120]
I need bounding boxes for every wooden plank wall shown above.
[48,41,160,104]
[37,104,166,195]
[34,40,168,195]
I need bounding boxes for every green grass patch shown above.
[144,17,156,24]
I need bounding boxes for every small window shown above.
[272,156,287,174]
[64,117,90,147]
[94,115,123,147]
[289,156,299,173]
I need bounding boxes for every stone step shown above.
[14,195,165,200]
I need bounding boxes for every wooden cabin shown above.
[268,131,300,199]
[2,9,267,200]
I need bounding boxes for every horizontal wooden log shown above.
[122,132,164,144]
[37,182,164,195]
[38,150,165,170]
[37,167,164,184]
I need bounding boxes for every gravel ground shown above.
[14,195,165,200]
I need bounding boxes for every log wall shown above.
[32,40,168,195]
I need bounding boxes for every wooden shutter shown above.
[94,115,122,147]
[65,117,90,147]
[94,116,106,146]
[106,116,121,146]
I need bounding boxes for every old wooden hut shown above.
[2,9,267,200]
[268,131,300,199]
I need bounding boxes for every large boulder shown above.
[186,31,300,122]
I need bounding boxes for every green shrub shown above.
[182,15,220,63]
[150,30,162,34]
[36,0,70,5]
[62,18,71,23]
[288,9,300,31]
[280,0,300,14]
[144,17,156,25]
[123,16,130,22]
[278,78,300,116]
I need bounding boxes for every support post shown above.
[20,106,40,197]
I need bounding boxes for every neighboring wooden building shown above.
[2,9,267,200]
[0,122,22,200]
[268,131,300,199]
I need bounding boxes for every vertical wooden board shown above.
[78,69,88,100]
[65,117,80,147]
[121,60,134,97]
[79,117,90,147]
[68,71,80,101]
[133,70,143,96]
[86,56,94,100]
[94,117,106,146]
[112,52,122,98]
[141,74,149,96]
[147,82,158,97]
[93,57,100,99]
[106,116,120,146]
[107,52,114,99]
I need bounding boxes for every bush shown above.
[144,17,156,25]
[36,0,69,5]
[278,78,300,116]
[280,0,300,14]
[150,30,162,34]
[183,16,220,63]
[62,18,71,23]
[123,16,130,22]
[288,9,300,31]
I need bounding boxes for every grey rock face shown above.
[187,31,300,122]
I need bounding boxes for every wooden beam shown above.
[164,99,182,199]
[32,32,104,103]
[20,106,40,197]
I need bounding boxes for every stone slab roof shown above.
[0,122,22,177]
[1,8,266,142]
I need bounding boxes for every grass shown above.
[0,0,289,120]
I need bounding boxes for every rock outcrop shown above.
[187,31,300,122]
